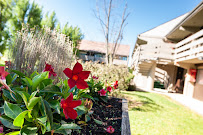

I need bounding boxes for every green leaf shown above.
[4,101,22,119]
[13,110,29,127]
[59,123,81,130]
[32,72,49,91]
[37,116,47,134]
[11,74,18,83]
[15,90,30,107]
[22,77,33,87]
[44,85,61,92]
[85,115,91,122]
[11,70,25,77]
[39,79,53,90]
[40,85,63,97]
[5,131,20,135]
[54,129,71,135]
[2,89,16,102]
[0,106,4,114]
[39,90,64,97]
[75,106,86,116]
[100,96,108,103]
[0,115,20,129]
[30,71,38,79]
[6,74,12,85]
[49,100,60,114]
[27,97,40,110]
[52,122,61,130]
[29,91,38,100]
[37,116,47,123]
[20,126,38,135]
[38,121,47,134]
[41,98,53,130]
[80,93,95,101]
[68,87,75,93]
[94,119,104,125]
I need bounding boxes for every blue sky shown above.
[32,0,202,58]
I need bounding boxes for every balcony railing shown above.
[175,29,203,62]
[139,43,174,60]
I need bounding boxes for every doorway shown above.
[174,67,185,93]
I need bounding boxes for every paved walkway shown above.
[145,89,203,116]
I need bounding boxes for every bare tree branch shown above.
[94,0,129,65]
[112,2,130,60]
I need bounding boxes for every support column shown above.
[147,61,156,91]
[183,64,195,98]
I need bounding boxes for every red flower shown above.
[63,62,90,89]
[43,63,57,78]
[0,66,10,90]
[113,81,118,89]
[0,66,9,80]
[106,126,115,133]
[60,93,81,119]
[98,89,106,96]
[92,76,98,79]
[0,126,3,133]
[107,86,112,92]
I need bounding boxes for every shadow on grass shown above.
[123,90,163,112]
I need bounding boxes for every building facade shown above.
[78,40,130,66]
[131,1,203,101]
[165,1,203,101]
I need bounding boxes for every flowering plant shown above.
[0,62,118,134]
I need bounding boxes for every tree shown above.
[61,23,84,55]
[9,0,42,35]
[0,0,12,54]
[27,2,42,29]
[41,11,57,30]
[94,0,130,65]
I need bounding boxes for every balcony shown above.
[175,29,203,63]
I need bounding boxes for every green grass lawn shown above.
[121,91,203,135]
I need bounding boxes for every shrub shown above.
[80,61,134,90]
[8,25,74,80]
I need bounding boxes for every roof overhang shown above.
[137,36,148,45]
[165,1,203,42]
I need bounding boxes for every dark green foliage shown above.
[41,11,57,30]
[9,0,42,34]
[0,0,12,54]
[61,23,84,55]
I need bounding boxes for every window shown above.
[94,53,103,58]
[118,56,127,61]
[122,56,127,61]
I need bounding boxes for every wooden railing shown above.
[131,45,141,69]
[140,43,174,60]
[175,29,203,62]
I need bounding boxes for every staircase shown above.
[136,61,153,76]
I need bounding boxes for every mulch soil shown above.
[78,97,122,135]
